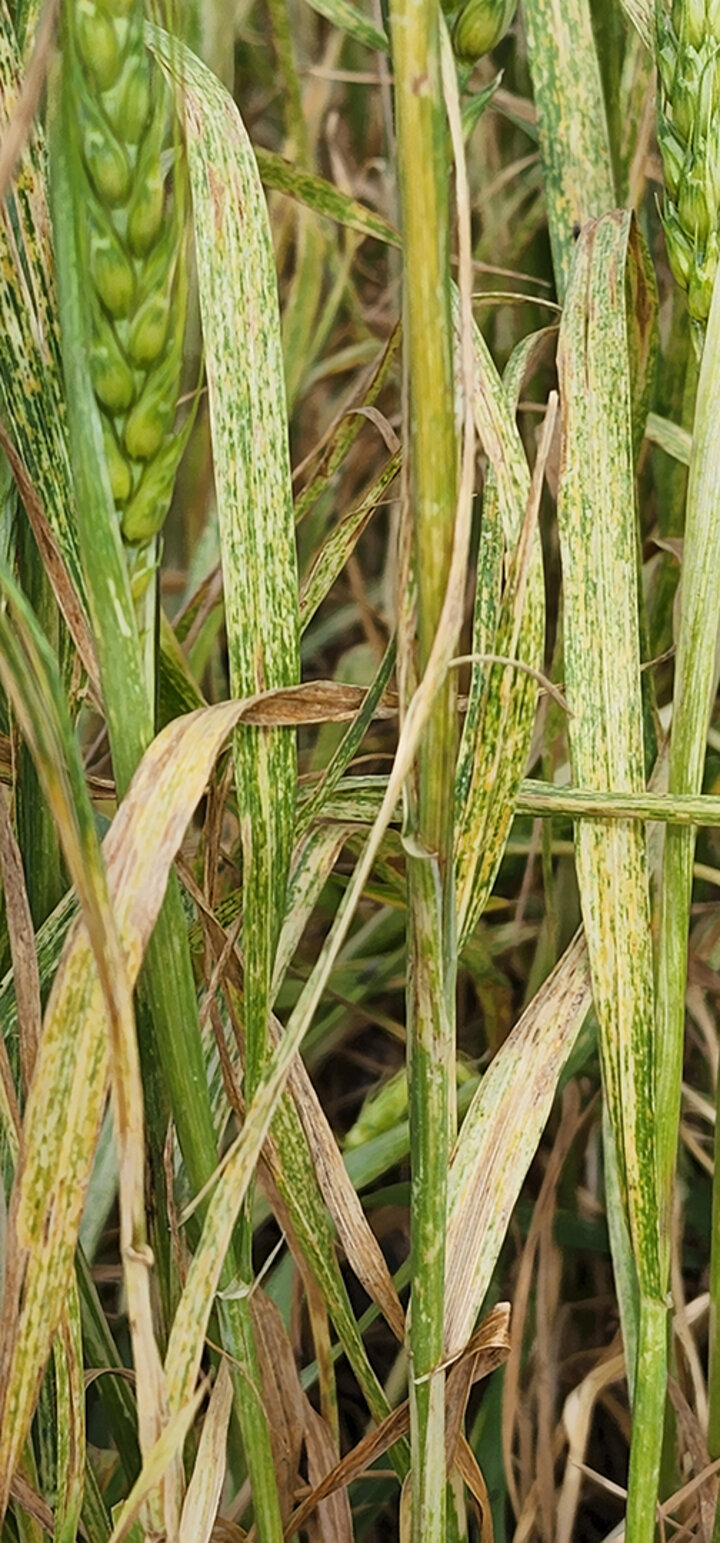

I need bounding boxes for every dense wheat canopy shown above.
[0,2,720,1541]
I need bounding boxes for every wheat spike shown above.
[452,0,517,63]
[656,0,720,329]
[64,0,189,551]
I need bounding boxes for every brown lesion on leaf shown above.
[207,162,227,226]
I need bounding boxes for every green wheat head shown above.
[656,0,720,329]
[62,0,189,554]
[449,0,517,63]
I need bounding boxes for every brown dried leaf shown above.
[179,1364,234,1543]
[455,1438,494,1542]
[667,1379,717,1542]
[303,1404,352,1543]
[556,1350,625,1543]
[0,791,41,1092]
[345,405,400,455]
[8,1471,56,1537]
[444,930,592,1359]
[236,680,398,725]
[184,863,404,1343]
[445,1302,511,1469]
[283,1304,511,1539]
[249,1293,305,1524]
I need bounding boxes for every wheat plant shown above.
[1,0,720,1541]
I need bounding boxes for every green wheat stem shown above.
[654,259,720,1451]
[653,0,720,1480]
[389,1,459,1536]
[709,1106,720,1459]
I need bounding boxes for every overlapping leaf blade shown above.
[523,0,615,297]
[556,211,663,1540]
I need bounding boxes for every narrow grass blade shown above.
[185,920,406,1423]
[191,846,406,1350]
[0,887,76,1094]
[52,1286,84,1543]
[162,44,302,1525]
[0,783,41,1091]
[454,325,549,947]
[0,1031,19,1169]
[645,412,692,466]
[299,0,387,53]
[522,0,615,297]
[659,269,720,1456]
[279,1044,404,1341]
[294,326,401,527]
[299,452,401,631]
[259,1076,402,1422]
[256,149,400,248]
[296,634,397,835]
[178,1364,232,1543]
[266,0,329,410]
[80,1458,111,1543]
[515,780,720,824]
[271,824,356,992]
[75,1248,141,1489]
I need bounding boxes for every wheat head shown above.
[656,0,720,328]
[64,0,189,550]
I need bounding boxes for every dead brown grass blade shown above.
[304,1404,353,1543]
[8,1471,56,1537]
[249,1293,306,1525]
[182,859,405,1342]
[247,1291,351,1539]
[282,1304,511,1538]
[501,1082,592,1527]
[179,1364,234,1543]
[444,929,592,1359]
[0,790,41,1092]
[455,1437,494,1541]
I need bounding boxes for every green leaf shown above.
[454,319,546,947]
[299,0,388,53]
[256,147,401,248]
[523,0,616,297]
[557,211,660,1296]
[557,210,663,1539]
[164,36,300,1100]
